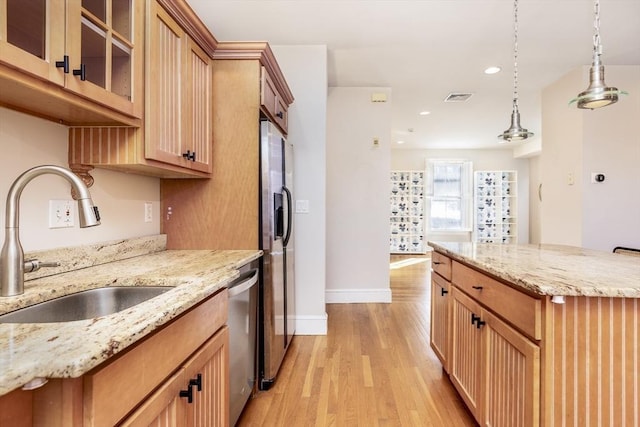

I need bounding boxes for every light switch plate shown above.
[295,199,310,214]
[144,202,153,223]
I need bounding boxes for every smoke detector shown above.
[444,92,473,102]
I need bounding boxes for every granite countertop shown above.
[0,235,262,396]
[428,241,640,298]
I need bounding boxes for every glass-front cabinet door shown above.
[0,0,66,85]
[65,0,140,117]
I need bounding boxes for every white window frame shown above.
[425,159,473,232]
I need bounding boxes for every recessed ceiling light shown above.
[484,66,502,75]
[419,111,431,116]
[396,140,405,144]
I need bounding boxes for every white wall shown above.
[326,87,392,303]
[272,46,328,334]
[540,68,585,246]
[540,65,640,251]
[0,107,160,251]
[581,66,640,251]
[392,148,530,243]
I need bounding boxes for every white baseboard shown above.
[294,313,328,335]
[325,288,392,304]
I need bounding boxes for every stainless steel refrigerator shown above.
[259,120,295,390]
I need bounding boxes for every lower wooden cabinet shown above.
[0,290,229,426]
[482,309,539,427]
[121,327,229,427]
[449,287,540,426]
[431,249,640,426]
[429,271,450,369]
[449,287,482,420]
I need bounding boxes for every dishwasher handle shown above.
[228,268,259,297]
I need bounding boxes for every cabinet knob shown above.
[189,373,202,392]
[73,64,86,81]
[471,313,481,325]
[182,150,196,161]
[276,111,284,119]
[440,288,448,296]
[55,55,69,73]
[476,319,486,329]
[179,385,193,403]
[472,285,483,291]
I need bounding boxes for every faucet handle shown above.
[24,260,61,273]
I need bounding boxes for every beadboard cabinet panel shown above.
[544,296,640,427]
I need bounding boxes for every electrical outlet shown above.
[49,199,75,228]
[144,202,153,223]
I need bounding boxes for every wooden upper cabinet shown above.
[260,66,288,133]
[68,0,216,178]
[0,0,143,125]
[145,2,212,173]
[213,42,294,136]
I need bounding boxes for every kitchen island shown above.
[428,241,640,427]
[0,235,262,426]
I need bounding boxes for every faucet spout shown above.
[1,165,101,297]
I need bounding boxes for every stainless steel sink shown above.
[0,286,173,323]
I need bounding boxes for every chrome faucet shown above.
[1,165,101,297]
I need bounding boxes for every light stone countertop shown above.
[0,235,262,396]
[428,241,640,298]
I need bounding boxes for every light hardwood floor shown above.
[237,255,475,426]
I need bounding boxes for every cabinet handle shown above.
[179,385,193,403]
[55,55,69,73]
[476,319,486,329]
[73,64,86,81]
[471,313,481,325]
[189,373,202,392]
[440,288,448,296]
[472,285,483,291]
[276,111,284,119]
[433,261,443,265]
[182,150,196,161]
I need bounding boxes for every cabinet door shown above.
[183,326,229,427]
[449,287,482,420]
[120,368,188,427]
[0,0,66,84]
[430,272,450,370]
[145,1,188,168]
[64,0,140,117]
[482,309,540,427]
[184,36,212,173]
[146,1,211,172]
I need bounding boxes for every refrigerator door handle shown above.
[282,186,292,247]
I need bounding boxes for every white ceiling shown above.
[188,0,640,150]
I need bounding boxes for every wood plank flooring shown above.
[237,255,475,426]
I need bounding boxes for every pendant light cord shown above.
[512,0,520,110]
[593,0,602,60]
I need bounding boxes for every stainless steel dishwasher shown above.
[228,260,259,426]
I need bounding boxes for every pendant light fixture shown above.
[570,0,627,109]
[498,0,533,143]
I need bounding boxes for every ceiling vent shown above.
[444,92,473,102]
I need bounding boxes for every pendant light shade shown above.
[499,0,533,143]
[569,0,627,109]
[500,100,533,142]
